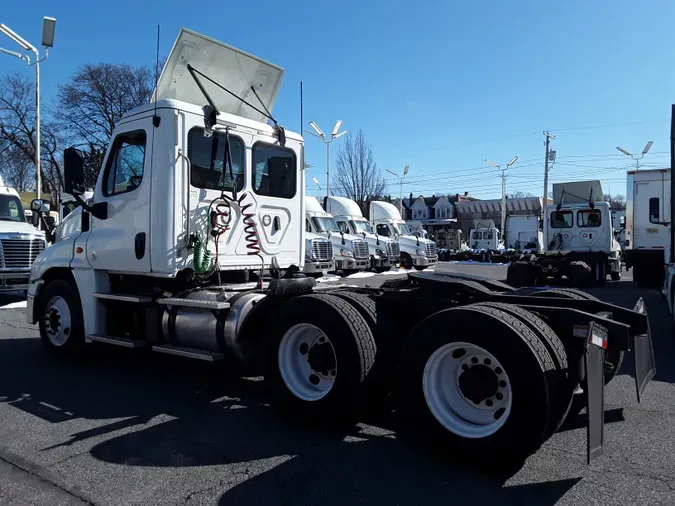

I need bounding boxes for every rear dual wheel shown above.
[396,304,568,472]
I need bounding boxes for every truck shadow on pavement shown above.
[0,337,582,506]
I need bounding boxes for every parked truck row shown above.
[25,28,654,474]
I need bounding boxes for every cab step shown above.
[93,293,153,304]
[151,344,224,361]
[156,297,230,310]
[85,334,147,348]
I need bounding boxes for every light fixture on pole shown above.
[485,156,518,238]
[311,177,322,197]
[305,120,347,197]
[386,165,410,216]
[616,141,653,170]
[0,17,56,200]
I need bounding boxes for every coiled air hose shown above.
[192,234,212,274]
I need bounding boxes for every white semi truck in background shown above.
[305,196,369,274]
[0,175,48,292]
[508,180,622,286]
[624,168,671,288]
[25,27,655,472]
[369,201,438,270]
[504,215,542,252]
[324,196,399,272]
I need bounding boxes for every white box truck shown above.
[624,168,671,287]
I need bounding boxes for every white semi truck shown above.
[26,28,654,472]
[369,201,438,270]
[324,196,400,272]
[624,168,671,288]
[508,181,623,286]
[0,176,48,292]
[505,215,542,252]
[305,196,369,274]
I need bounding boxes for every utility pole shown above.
[543,131,556,207]
[485,156,518,239]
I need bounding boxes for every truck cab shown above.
[469,226,504,252]
[325,196,399,272]
[369,200,437,270]
[0,181,48,292]
[305,196,369,274]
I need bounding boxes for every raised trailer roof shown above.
[153,28,284,124]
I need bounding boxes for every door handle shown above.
[272,216,281,233]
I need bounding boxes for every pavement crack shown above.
[47,449,91,468]
[0,322,36,331]
[0,451,99,506]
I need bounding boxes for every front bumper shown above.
[303,260,336,274]
[370,255,394,268]
[413,255,438,267]
[0,271,31,292]
[336,257,369,271]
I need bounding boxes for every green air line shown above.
[193,235,212,273]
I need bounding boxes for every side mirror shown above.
[31,199,49,212]
[64,147,85,195]
[625,240,630,247]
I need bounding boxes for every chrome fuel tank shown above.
[161,289,266,358]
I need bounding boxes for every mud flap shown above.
[632,297,656,403]
[585,321,607,465]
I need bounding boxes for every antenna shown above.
[152,24,161,128]
[300,81,303,135]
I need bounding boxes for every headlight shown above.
[340,249,354,258]
[416,249,425,256]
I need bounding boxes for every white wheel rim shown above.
[43,296,72,347]
[278,323,337,401]
[423,342,512,438]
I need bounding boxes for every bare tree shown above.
[604,193,626,210]
[332,130,385,215]
[0,73,64,198]
[507,191,537,199]
[54,62,157,187]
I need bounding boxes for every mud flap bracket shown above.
[586,321,607,465]
[632,297,656,403]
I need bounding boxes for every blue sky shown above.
[1,0,673,200]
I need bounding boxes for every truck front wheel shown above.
[37,279,85,356]
[263,293,377,425]
[400,253,413,270]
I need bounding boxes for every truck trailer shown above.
[26,28,655,473]
[625,168,671,288]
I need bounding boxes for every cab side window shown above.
[103,130,147,196]
[376,224,390,236]
[305,219,311,233]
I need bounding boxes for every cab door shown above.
[85,120,153,273]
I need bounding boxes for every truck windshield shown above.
[312,216,340,233]
[393,223,414,235]
[0,195,25,223]
[351,219,373,234]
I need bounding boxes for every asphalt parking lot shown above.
[1,263,674,506]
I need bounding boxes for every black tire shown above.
[401,253,413,270]
[595,259,607,286]
[610,269,622,281]
[374,267,390,273]
[413,265,428,271]
[37,279,85,356]
[472,302,573,437]
[396,304,556,473]
[263,293,377,425]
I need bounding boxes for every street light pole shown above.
[386,165,410,216]
[485,156,518,239]
[305,120,347,197]
[0,17,56,200]
[616,141,653,170]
